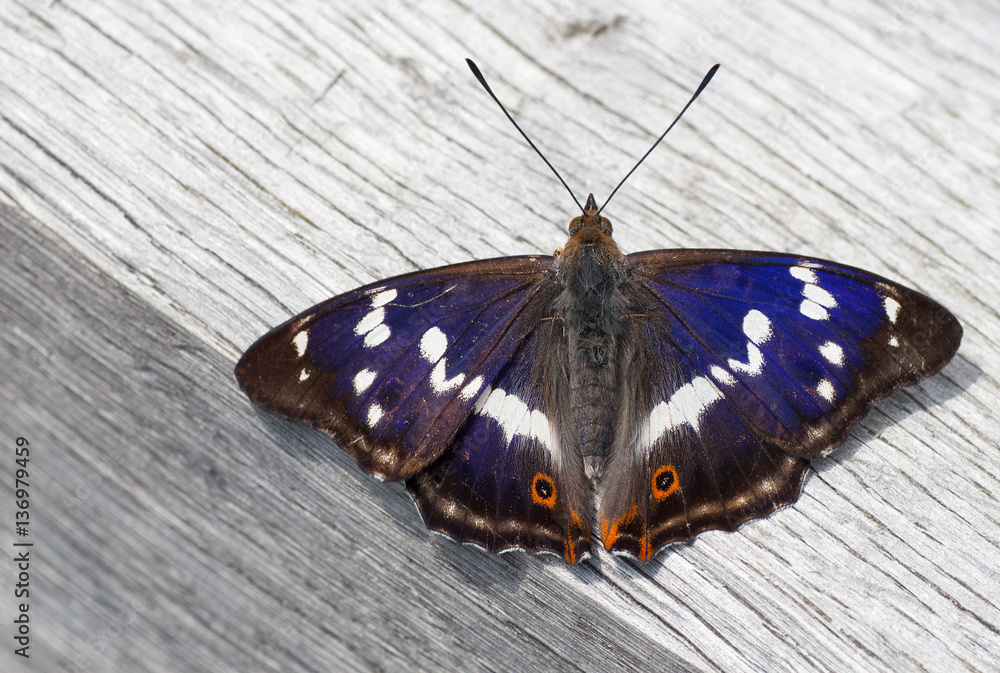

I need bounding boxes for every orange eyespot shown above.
[651,465,680,500]
[531,473,557,508]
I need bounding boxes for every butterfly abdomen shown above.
[557,224,627,460]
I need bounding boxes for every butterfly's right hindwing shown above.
[601,314,810,559]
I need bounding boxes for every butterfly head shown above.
[560,193,623,272]
[568,193,613,235]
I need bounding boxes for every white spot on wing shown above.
[819,341,844,366]
[791,265,835,320]
[293,330,308,357]
[477,388,557,457]
[299,369,310,382]
[790,266,819,283]
[353,369,376,394]
[420,327,449,363]
[354,307,385,336]
[460,375,485,401]
[710,365,736,386]
[804,283,837,308]
[371,288,397,308]
[473,386,492,412]
[430,360,465,393]
[729,343,764,376]
[481,389,527,438]
[364,323,391,347]
[817,379,836,402]
[528,411,550,445]
[727,309,773,375]
[366,403,383,427]
[418,327,474,396]
[353,300,393,348]
[640,376,724,453]
[800,299,829,321]
[889,336,899,347]
[743,309,772,343]
[884,296,901,324]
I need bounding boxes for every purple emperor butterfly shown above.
[236,62,961,563]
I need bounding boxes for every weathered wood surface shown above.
[1,0,998,671]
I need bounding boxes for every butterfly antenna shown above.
[466,59,585,213]
[598,64,720,214]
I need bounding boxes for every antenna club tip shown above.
[466,59,488,87]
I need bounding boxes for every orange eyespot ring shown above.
[651,465,680,500]
[531,473,557,508]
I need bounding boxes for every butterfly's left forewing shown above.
[600,250,961,560]
[236,256,559,481]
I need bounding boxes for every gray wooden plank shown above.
[1,0,999,671]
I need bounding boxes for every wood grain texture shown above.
[1,0,997,671]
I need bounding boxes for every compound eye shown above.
[600,217,613,232]
[568,216,582,232]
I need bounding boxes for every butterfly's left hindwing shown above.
[599,250,961,560]
[236,256,557,481]
[407,316,592,563]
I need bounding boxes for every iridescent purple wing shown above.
[407,315,592,563]
[236,256,558,481]
[600,250,961,560]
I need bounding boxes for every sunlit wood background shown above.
[2,0,998,671]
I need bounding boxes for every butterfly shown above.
[236,61,962,563]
